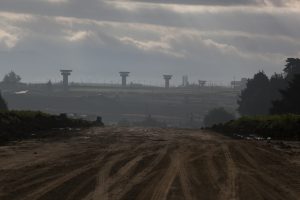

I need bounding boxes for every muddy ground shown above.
[0,127,299,200]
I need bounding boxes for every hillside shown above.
[2,85,239,127]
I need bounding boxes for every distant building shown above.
[231,78,248,89]
[198,80,206,87]
[182,75,189,87]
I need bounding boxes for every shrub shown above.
[0,110,92,142]
[212,114,300,140]
[203,107,235,127]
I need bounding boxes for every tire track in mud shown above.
[178,159,195,200]
[221,144,239,200]
[230,144,300,200]
[1,127,300,200]
[112,145,171,199]
[1,142,120,200]
[204,145,224,193]
[22,160,102,200]
[150,151,181,200]
[85,142,170,200]
[91,153,145,199]
[0,152,102,200]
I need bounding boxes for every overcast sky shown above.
[0,0,299,85]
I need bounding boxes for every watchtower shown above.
[60,70,72,90]
[163,75,172,88]
[119,72,130,87]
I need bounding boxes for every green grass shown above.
[211,114,300,140]
[0,110,93,143]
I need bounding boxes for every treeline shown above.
[212,115,300,140]
[0,111,92,143]
[210,58,300,140]
[238,58,300,115]
[0,92,7,111]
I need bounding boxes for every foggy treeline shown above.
[238,58,300,116]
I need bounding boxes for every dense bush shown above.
[203,107,235,127]
[0,111,92,142]
[238,71,271,116]
[271,75,300,114]
[212,114,300,140]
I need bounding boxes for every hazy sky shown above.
[0,0,300,85]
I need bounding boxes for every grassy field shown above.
[0,111,92,143]
[3,85,239,126]
[212,114,300,140]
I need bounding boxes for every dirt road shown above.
[0,127,299,200]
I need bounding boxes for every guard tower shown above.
[163,75,172,88]
[119,72,130,87]
[60,70,72,90]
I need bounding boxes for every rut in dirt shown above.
[0,127,299,200]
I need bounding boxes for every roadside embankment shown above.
[0,111,93,143]
[211,114,300,140]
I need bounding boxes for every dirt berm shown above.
[0,127,299,200]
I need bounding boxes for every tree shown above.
[271,74,300,114]
[203,107,235,127]
[2,71,21,85]
[237,71,271,116]
[269,73,287,100]
[237,59,300,116]
[284,58,300,81]
[0,92,8,111]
